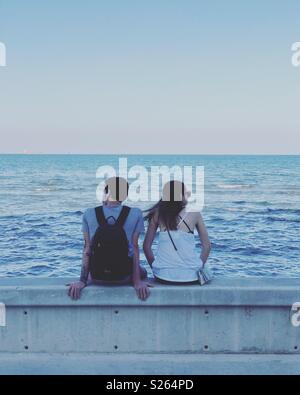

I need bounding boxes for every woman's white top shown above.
[152,215,202,282]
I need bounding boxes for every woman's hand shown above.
[68,281,86,300]
[134,281,153,301]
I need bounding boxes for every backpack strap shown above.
[95,206,107,226]
[116,206,130,227]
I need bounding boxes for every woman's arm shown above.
[68,233,90,300]
[143,216,159,267]
[195,213,211,266]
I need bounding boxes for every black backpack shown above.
[90,205,132,281]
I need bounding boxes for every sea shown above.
[0,154,299,278]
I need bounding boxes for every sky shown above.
[0,0,299,154]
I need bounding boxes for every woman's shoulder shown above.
[181,210,202,223]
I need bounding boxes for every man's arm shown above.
[143,217,158,267]
[79,233,91,285]
[132,231,153,301]
[68,233,90,300]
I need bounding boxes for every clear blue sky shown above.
[0,0,299,154]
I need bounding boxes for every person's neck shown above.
[106,201,122,207]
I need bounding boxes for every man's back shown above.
[82,205,145,255]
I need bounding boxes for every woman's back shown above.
[143,180,211,284]
[153,210,201,282]
[158,209,196,233]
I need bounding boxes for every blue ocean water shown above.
[0,154,300,278]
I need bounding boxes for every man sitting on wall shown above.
[68,177,152,301]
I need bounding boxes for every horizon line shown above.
[0,152,300,156]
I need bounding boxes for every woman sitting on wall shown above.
[143,181,212,285]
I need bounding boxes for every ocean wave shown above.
[231,207,300,217]
[33,187,59,192]
[0,211,84,221]
[226,207,248,212]
[266,208,300,215]
[216,183,254,190]
[18,230,46,237]
[28,265,52,275]
[33,186,85,193]
[61,210,83,216]
[266,216,300,223]
[256,201,271,206]
[231,246,266,255]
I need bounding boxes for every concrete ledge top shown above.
[0,277,299,307]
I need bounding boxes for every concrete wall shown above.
[0,277,300,355]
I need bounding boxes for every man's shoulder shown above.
[127,206,143,216]
[83,207,97,218]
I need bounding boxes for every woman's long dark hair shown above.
[145,181,186,230]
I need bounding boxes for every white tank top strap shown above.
[177,212,189,228]
[153,223,199,282]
